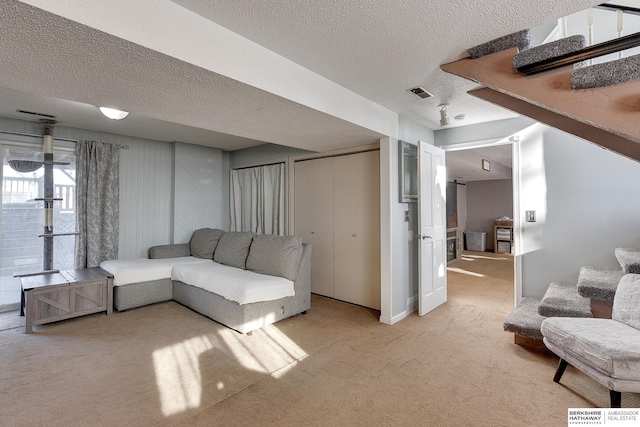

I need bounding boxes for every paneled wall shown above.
[119,138,173,258]
[173,142,226,243]
[0,117,228,260]
[55,124,176,259]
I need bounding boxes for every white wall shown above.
[380,137,394,323]
[435,116,534,146]
[519,124,640,297]
[230,143,313,166]
[380,116,435,324]
[465,179,513,251]
[399,116,436,143]
[438,117,640,300]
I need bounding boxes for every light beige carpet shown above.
[1,252,637,426]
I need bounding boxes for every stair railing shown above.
[518,3,640,75]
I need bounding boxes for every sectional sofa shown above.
[100,228,311,334]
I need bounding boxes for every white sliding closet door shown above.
[294,150,380,310]
[333,151,381,309]
[294,157,334,297]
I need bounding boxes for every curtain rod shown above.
[0,129,129,149]
[231,159,287,170]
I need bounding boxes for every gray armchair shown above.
[541,273,640,408]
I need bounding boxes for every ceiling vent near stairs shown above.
[409,87,434,99]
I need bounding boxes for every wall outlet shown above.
[404,210,410,222]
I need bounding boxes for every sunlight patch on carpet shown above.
[153,334,215,416]
[218,325,308,375]
[271,360,300,379]
[447,267,485,278]
[462,254,511,261]
[152,324,308,417]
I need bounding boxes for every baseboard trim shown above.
[380,309,412,325]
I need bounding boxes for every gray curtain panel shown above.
[75,141,120,268]
[230,163,285,235]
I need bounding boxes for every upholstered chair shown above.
[541,273,640,408]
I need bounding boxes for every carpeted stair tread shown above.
[513,34,585,70]
[572,54,640,90]
[503,297,544,341]
[537,281,592,318]
[615,248,640,274]
[467,29,532,59]
[577,266,624,301]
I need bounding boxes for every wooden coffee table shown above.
[20,267,113,333]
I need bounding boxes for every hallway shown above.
[447,250,514,317]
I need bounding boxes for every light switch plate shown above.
[526,210,536,222]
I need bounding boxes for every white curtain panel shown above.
[230,163,285,235]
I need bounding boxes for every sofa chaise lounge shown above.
[100,228,311,334]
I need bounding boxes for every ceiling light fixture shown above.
[99,107,129,120]
[438,103,450,126]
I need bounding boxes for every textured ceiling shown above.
[0,0,602,153]
[171,0,600,128]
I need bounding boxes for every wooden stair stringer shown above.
[440,48,640,163]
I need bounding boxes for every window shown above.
[0,145,76,310]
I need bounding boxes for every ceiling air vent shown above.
[16,109,57,119]
[409,87,434,99]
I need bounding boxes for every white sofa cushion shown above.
[100,256,211,286]
[172,262,294,305]
[541,317,640,381]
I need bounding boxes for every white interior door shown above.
[418,141,447,316]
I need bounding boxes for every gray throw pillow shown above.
[213,231,255,269]
[190,228,225,259]
[246,234,302,281]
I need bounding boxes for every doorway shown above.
[443,141,516,303]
